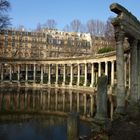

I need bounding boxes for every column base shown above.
[115,106,126,115]
[84,83,87,87]
[25,82,28,86]
[69,82,73,86]
[77,83,80,86]
[55,83,58,87]
[62,82,65,86]
[90,84,93,87]
[47,82,51,86]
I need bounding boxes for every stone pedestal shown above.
[92,76,110,132]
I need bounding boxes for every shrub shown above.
[98,47,115,54]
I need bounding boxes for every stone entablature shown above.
[110,3,140,115]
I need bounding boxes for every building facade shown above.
[0,29,93,58]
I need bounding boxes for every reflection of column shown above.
[48,64,51,85]
[111,61,115,86]
[25,64,28,83]
[24,90,27,110]
[33,64,36,83]
[17,64,20,82]
[42,93,46,110]
[69,64,73,86]
[84,94,87,115]
[77,92,79,112]
[77,63,80,86]
[40,90,43,109]
[84,63,87,86]
[32,90,35,109]
[40,65,43,84]
[9,64,12,81]
[90,63,94,87]
[55,89,58,111]
[105,61,108,76]
[55,64,58,86]
[1,64,3,81]
[115,29,125,114]
[69,91,72,112]
[98,62,101,77]
[90,94,94,116]
[62,64,66,86]
[62,90,65,111]
[48,89,50,110]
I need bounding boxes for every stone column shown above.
[111,60,115,86]
[62,64,66,86]
[9,64,12,81]
[128,54,131,89]
[124,60,127,87]
[1,64,3,81]
[115,29,125,114]
[55,64,58,86]
[25,64,28,83]
[33,64,36,83]
[48,64,51,85]
[105,61,108,76]
[90,63,95,87]
[98,62,101,77]
[40,65,43,84]
[129,39,138,103]
[84,63,87,86]
[17,64,20,82]
[77,63,80,86]
[69,64,73,86]
[138,43,140,100]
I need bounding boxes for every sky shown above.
[9,0,140,30]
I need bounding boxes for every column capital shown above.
[114,26,125,39]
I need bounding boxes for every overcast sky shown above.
[9,0,140,30]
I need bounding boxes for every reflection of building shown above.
[0,29,92,58]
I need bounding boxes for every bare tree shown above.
[36,22,42,31]
[105,17,114,40]
[87,19,106,36]
[63,24,70,32]
[70,19,81,32]
[44,19,57,29]
[0,0,11,29]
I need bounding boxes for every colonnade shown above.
[0,55,132,89]
[0,60,120,88]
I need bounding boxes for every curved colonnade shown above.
[0,52,130,89]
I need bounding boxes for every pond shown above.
[0,87,92,140]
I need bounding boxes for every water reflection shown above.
[0,87,92,140]
[0,116,91,140]
[0,87,95,116]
